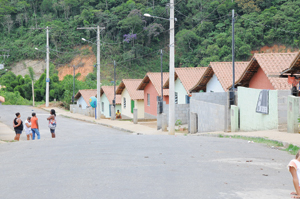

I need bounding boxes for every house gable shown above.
[206,74,224,92]
[175,78,188,104]
[249,67,274,90]
[144,80,159,117]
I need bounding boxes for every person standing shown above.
[24,117,32,140]
[13,112,23,141]
[47,109,56,138]
[31,112,40,140]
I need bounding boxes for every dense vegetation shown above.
[0,0,300,105]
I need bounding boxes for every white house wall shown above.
[175,78,188,104]
[100,93,110,118]
[121,88,133,118]
[77,96,88,109]
[206,74,224,92]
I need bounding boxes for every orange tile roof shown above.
[137,72,169,96]
[210,62,249,91]
[116,79,144,100]
[235,53,298,90]
[100,86,121,105]
[74,89,97,105]
[282,51,300,74]
[164,67,207,94]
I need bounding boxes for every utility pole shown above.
[169,0,175,135]
[77,26,105,119]
[232,9,235,91]
[31,26,51,107]
[72,65,75,104]
[113,60,116,106]
[161,49,163,104]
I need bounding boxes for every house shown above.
[116,79,144,119]
[74,89,97,109]
[100,86,122,118]
[189,62,248,93]
[137,72,169,118]
[234,53,297,90]
[164,67,207,104]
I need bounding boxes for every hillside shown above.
[1,0,300,82]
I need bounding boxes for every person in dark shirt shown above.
[13,112,23,141]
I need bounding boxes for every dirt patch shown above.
[11,59,46,80]
[57,46,96,81]
[251,44,297,54]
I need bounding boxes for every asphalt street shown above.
[0,105,296,199]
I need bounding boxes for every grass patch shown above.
[218,134,284,148]
[285,144,300,155]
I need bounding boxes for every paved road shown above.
[0,105,295,199]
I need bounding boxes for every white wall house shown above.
[206,74,224,92]
[116,79,144,119]
[77,96,88,109]
[100,86,122,118]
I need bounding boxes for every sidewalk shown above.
[0,122,14,142]
[42,107,185,136]
[198,130,300,147]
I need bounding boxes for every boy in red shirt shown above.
[31,112,40,140]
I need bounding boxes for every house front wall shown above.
[100,93,110,118]
[206,74,224,92]
[175,78,188,104]
[76,96,88,109]
[144,81,159,117]
[121,88,133,118]
[249,67,274,90]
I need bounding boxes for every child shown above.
[24,117,32,140]
[288,150,300,198]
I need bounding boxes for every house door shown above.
[131,100,135,113]
[109,104,111,117]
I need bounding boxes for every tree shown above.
[28,67,35,106]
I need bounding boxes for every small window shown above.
[147,93,150,106]
[102,102,104,112]
[175,92,178,104]
[186,95,190,104]
[123,97,126,108]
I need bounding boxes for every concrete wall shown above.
[70,104,95,117]
[162,102,189,125]
[190,92,229,133]
[249,67,274,90]
[121,87,133,118]
[206,74,224,92]
[135,100,145,119]
[175,78,188,104]
[76,96,88,109]
[277,90,290,131]
[100,93,110,118]
[238,87,278,131]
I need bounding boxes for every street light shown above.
[81,38,86,41]
[35,48,39,50]
[144,11,176,135]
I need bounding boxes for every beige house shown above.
[116,79,144,119]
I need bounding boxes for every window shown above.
[102,102,104,112]
[123,97,126,108]
[147,93,150,106]
[175,92,178,104]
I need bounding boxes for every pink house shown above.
[235,53,297,90]
[137,72,169,118]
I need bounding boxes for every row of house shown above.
[74,52,300,119]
